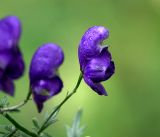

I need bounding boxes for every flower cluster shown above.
[0,16,25,95]
[78,26,115,95]
[29,43,64,112]
[0,15,115,112]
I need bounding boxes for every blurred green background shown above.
[0,0,160,136]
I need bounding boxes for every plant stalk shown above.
[0,87,32,113]
[37,73,83,134]
[4,113,37,137]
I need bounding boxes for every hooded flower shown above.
[0,16,25,95]
[29,43,64,112]
[78,26,115,95]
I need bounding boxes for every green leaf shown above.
[2,132,12,137]
[4,125,15,132]
[15,131,30,137]
[42,106,60,131]
[43,118,57,131]
[0,96,9,108]
[66,109,85,137]
[0,124,6,128]
[1,125,17,137]
[40,132,52,137]
[9,109,20,113]
[32,117,40,129]
[0,131,5,135]
[2,129,17,137]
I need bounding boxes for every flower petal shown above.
[0,16,21,50]
[83,75,107,96]
[84,47,115,83]
[0,51,12,71]
[29,43,64,82]
[0,76,14,96]
[105,61,115,80]
[6,47,25,79]
[78,26,109,70]
[31,76,63,112]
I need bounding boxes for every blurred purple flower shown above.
[0,16,25,96]
[78,26,115,95]
[29,43,64,112]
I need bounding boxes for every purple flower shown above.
[29,43,64,112]
[78,26,115,95]
[0,16,25,95]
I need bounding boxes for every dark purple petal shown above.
[29,43,64,82]
[0,16,21,51]
[0,51,12,71]
[31,76,63,112]
[6,48,25,79]
[105,61,115,80]
[0,68,3,78]
[83,75,107,96]
[84,47,115,83]
[0,76,14,96]
[78,26,109,70]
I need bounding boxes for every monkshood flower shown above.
[29,43,64,112]
[0,16,25,96]
[78,26,115,96]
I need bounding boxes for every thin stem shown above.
[4,113,37,137]
[37,73,83,134]
[0,87,32,113]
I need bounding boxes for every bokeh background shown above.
[0,0,160,136]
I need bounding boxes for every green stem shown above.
[0,87,32,113]
[37,73,83,134]
[4,113,37,137]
